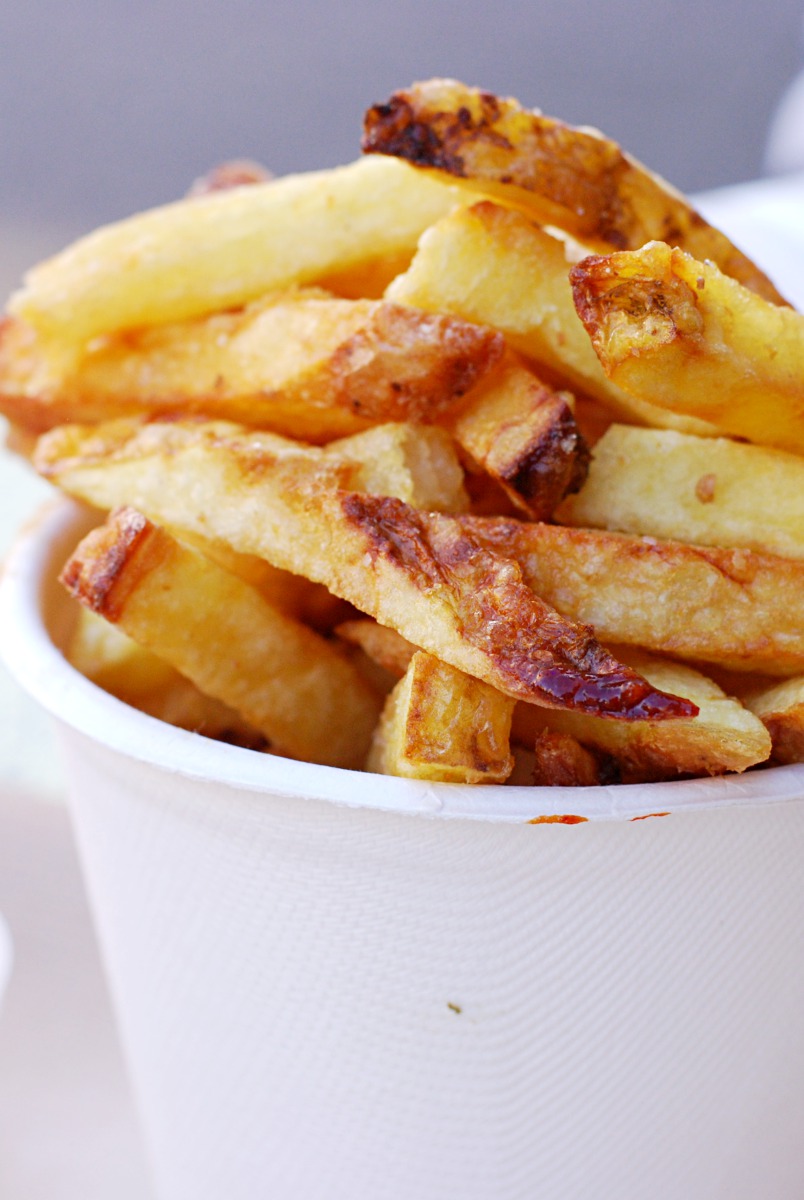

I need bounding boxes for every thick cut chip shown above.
[68,607,268,747]
[387,201,718,436]
[734,675,804,765]
[513,651,771,780]
[35,417,694,720]
[444,356,589,519]
[34,415,468,513]
[9,156,467,345]
[0,294,503,439]
[556,425,804,560]
[464,517,804,676]
[571,242,804,455]
[366,650,515,783]
[363,78,785,303]
[60,508,382,768]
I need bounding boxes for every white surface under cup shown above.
[2,498,804,1200]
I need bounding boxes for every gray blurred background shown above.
[1,0,803,281]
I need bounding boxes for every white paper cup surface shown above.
[3,499,804,1200]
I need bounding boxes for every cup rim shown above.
[2,496,803,824]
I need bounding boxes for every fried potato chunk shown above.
[366,650,515,783]
[35,417,694,719]
[556,425,804,560]
[9,156,467,345]
[734,676,804,765]
[0,293,503,439]
[67,607,268,747]
[387,200,718,436]
[571,242,804,455]
[444,356,590,519]
[363,78,785,303]
[61,508,382,768]
[465,517,804,676]
[513,651,771,780]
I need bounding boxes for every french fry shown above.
[366,650,515,783]
[465,517,804,676]
[170,532,354,631]
[443,356,590,519]
[0,293,503,439]
[512,651,771,779]
[9,156,467,345]
[33,415,469,514]
[386,201,718,436]
[556,425,804,560]
[67,607,268,747]
[570,242,804,455]
[35,417,695,720]
[363,78,786,303]
[733,676,804,766]
[60,508,382,768]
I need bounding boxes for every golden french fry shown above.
[67,606,268,746]
[465,516,804,676]
[363,78,785,303]
[34,414,469,514]
[9,156,467,345]
[571,241,804,455]
[513,651,771,779]
[733,676,804,765]
[556,424,804,560]
[61,508,382,768]
[444,356,589,519]
[0,292,503,439]
[366,650,515,783]
[35,417,695,720]
[387,201,719,436]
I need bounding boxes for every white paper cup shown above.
[3,498,804,1200]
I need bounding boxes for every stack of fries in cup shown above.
[1,78,802,787]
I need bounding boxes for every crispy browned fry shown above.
[556,425,804,560]
[570,242,804,455]
[363,78,785,303]
[366,650,515,783]
[443,356,590,519]
[68,607,268,747]
[465,517,804,676]
[513,651,771,780]
[60,508,382,768]
[32,414,468,515]
[387,201,718,436]
[529,731,602,787]
[9,156,468,345]
[729,675,804,765]
[0,293,503,440]
[35,417,694,719]
[335,619,416,677]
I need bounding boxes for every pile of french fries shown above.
[2,78,803,786]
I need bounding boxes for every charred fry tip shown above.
[59,506,154,621]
